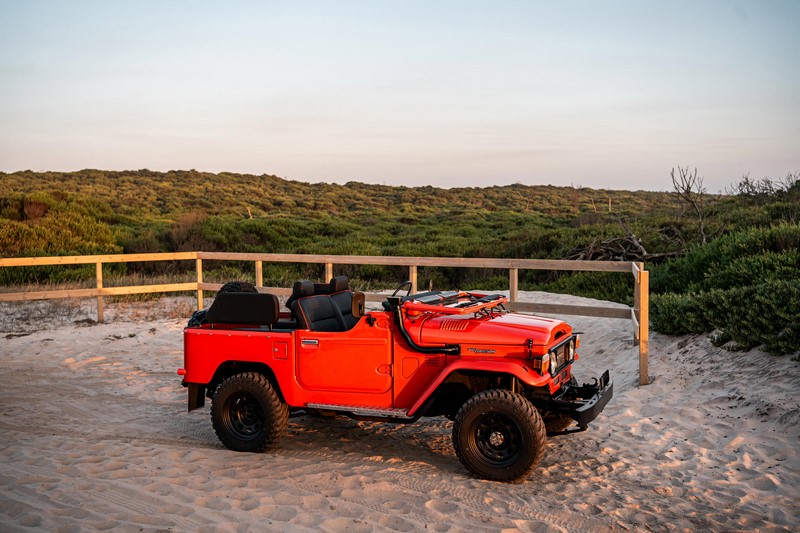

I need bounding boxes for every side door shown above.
[295,317,392,396]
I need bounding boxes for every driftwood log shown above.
[567,220,683,263]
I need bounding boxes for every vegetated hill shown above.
[0,169,672,220]
[1,169,798,356]
[0,169,688,267]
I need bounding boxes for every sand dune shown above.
[1,293,797,532]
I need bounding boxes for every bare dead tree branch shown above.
[671,166,709,244]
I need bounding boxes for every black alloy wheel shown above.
[472,412,524,467]
[221,391,265,441]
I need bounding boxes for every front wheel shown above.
[452,389,546,482]
[211,372,288,453]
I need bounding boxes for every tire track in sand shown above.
[281,444,613,532]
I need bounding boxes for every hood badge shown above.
[467,348,496,354]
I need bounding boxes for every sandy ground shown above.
[0,293,798,532]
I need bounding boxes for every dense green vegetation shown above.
[0,169,681,287]
[650,223,800,355]
[1,169,797,355]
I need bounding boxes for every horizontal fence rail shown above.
[0,251,650,385]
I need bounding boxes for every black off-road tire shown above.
[452,389,546,482]
[218,281,258,293]
[211,372,288,453]
[187,281,258,327]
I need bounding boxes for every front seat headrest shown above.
[295,280,315,298]
[329,275,350,293]
[286,279,315,312]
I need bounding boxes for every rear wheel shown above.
[211,372,288,452]
[452,389,546,482]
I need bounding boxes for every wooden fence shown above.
[0,251,650,385]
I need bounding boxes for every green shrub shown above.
[0,210,121,284]
[701,250,799,290]
[651,223,800,294]
[652,280,800,355]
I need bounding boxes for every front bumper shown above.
[535,369,613,428]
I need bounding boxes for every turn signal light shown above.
[532,354,551,374]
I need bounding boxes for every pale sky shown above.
[1,1,798,192]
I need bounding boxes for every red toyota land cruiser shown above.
[180,277,612,482]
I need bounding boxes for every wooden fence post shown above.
[255,260,263,289]
[633,262,643,345]
[196,258,203,310]
[638,268,650,385]
[409,265,418,294]
[509,268,518,304]
[96,261,104,323]
[324,262,333,282]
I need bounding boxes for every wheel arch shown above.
[418,370,516,419]
[208,361,284,402]
[409,360,549,418]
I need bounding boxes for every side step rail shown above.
[306,403,414,420]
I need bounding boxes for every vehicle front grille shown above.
[550,336,575,374]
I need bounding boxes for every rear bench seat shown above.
[205,292,280,328]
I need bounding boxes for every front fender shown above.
[406,359,550,416]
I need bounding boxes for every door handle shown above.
[301,339,319,346]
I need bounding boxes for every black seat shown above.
[329,276,364,329]
[313,282,331,295]
[287,279,337,315]
[295,295,346,332]
[205,292,280,327]
[286,280,315,318]
[329,276,349,293]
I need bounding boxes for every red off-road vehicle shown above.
[180,277,612,482]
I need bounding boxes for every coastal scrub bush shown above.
[650,223,800,355]
[0,211,121,284]
[651,223,800,294]
[651,280,800,355]
[700,250,799,290]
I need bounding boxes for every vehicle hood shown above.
[411,312,570,347]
